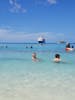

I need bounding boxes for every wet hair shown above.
[66,43,70,48]
[72,45,74,48]
[30,46,33,48]
[55,54,60,58]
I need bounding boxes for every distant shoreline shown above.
[0,42,57,44]
[0,42,75,44]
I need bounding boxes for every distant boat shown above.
[37,36,45,44]
[57,40,66,44]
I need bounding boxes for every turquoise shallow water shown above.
[0,43,75,100]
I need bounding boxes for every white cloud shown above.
[0,28,39,42]
[9,0,27,13]
[0,28,47,42]
[34,0,57,6]
[47,0,57,4]
[0,28,71,43]
[9,0,14,5]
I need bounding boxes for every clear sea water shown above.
[0,43,75,100]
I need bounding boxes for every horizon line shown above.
[0,42,75,44]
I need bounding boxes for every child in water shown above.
[54,54,61,63]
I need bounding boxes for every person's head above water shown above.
[55,54,60,59]
[66,43,70,48]
[54,53,61,63]
[32,52,36,58]
[72,45,74,48]
[32,52,40,62]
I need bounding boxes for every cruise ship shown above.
[37,36,45,44]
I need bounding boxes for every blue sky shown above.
[0,0,75,42]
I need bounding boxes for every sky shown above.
[0,0,75,43]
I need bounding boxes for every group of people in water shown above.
[32,52,61,63]
[26,46,33,48]
[32,43,75,63]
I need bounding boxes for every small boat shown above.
[57,40,66,44]
[37,36,45,44]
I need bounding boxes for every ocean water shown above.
[0,43,75,100]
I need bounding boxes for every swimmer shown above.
[65,43,74,51]
[30,46,33,48]
[54,54,61,63]
[66,43,70,48]
[32,52,39,61]
[26,46,28,48]
[72,45,74,48]
[65,47,74,51]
